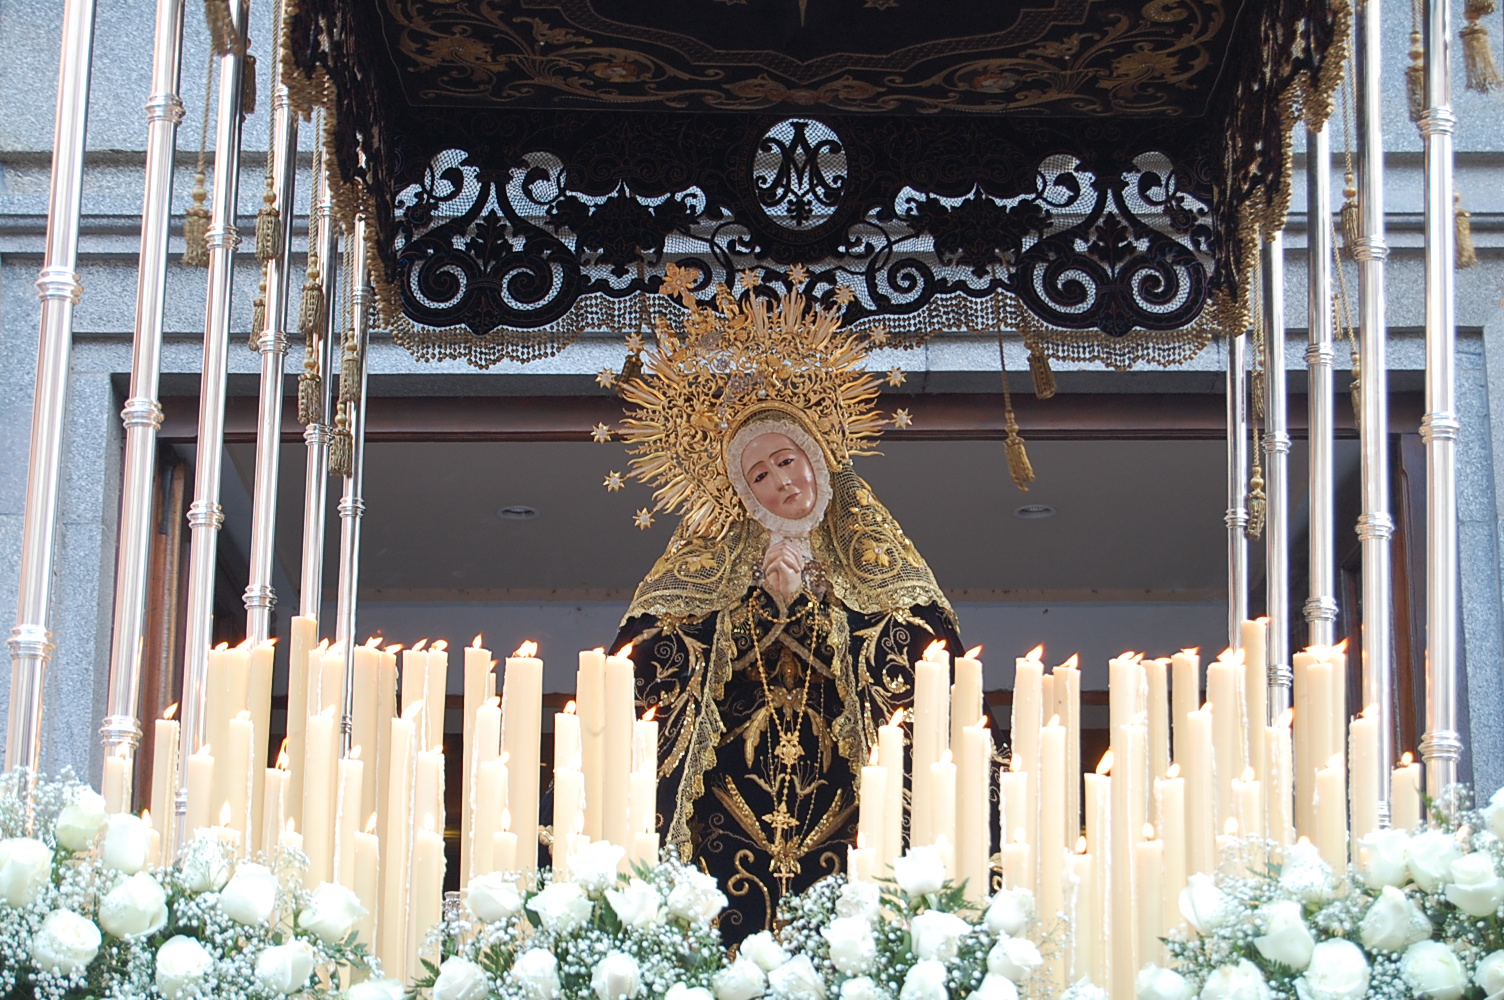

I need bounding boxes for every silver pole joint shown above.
[337,497,366,518]
[99,714,143,751]
[256,330,289,355]
[304,422,329,447]
[1419,412,1461,443]
[242,583,277,611]
[1417,108,1458,137]
[1266,431,1292,455]
[1303,596,1339,623]
[1225,507,1249,529]
[144,93,184,125]
[1305,343,1336,367]
[1351,237,1390,262]
[1419,729,1464,762]
[120,397,164,430]
[7,624,55,661]
[205,226,240,252]
[185,501,224,530]
[34,266,82,304]
[1355,512,1395,541]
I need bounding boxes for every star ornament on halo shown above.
[786,263,809,286]
[596,368,617,388]
[633,508,655,530]
[891,408,913,429]
[886,368,906,387]
[738,268,762,289]
[591,422,613,443]
[624,333,645,354]
[870,323,890,346]
[833,284,855,306]
[603,471,625,492]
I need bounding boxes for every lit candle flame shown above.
[1009,755,1022,772]
[1076,835,1088,854]
[1061,653,1080,670]
[965,645,983,659]
[431,640,448,653]
[349,745,363,761]
[1047,713,1061,727]
[500,751,509,765]
[365,636,381,648]
[214,641,229,651]
[196,743,213,757]
[1223,817,1239,836]
[218,802,232,826]
[285,818,296,833]
[515,640,538,658]
[1240,767,1255,782]
[365,813,378,834]
[276,741,290,769]
[856,832,867,849]
[412,639,428,653]
[1325,753,1344,769]
[1181,646,1200,657]
[1400,751,1414,766]
[501,808,512,830]
[320,705,335,718]
[1362,702,1378,718]
[402,699,425,721]
[1279,707,1295,726]
[473,634,484,649]
[1332,638,1349,654]
[236,709,250,721]
[869,746,880,765]
[485,695,500,708]
[1165,762,1181,779]
[940,748,952,764]
[1096,749,1114,775]
[1143,823,1157,840]
[1118,650,1138,661]
[164,702,179,720]
[977,715,989,728]
[423,813,436,833]
[236,638,252,650]
[142,808,151,824]
[1025,644,1044,661]
[615,643,633,658]
[1012,827,1027,844]
[889,709,904,727]
[642,706,657,721]
[564,700,577,715]
[315,638,329,652]
[385,643,404,654]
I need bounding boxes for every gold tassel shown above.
[182,171,211,267]
[1463,0,1504,92]
[1456,191,1480,269]
[1406,31,1426,122]
[1028,345,1057,399]
[329,411,352,478]
[298,372,321,426]
[249,276,266,349]
[255,180,280,262]
[1350,350,1363,430]
[1246,458,1267,540]
[299,280,325,337]
[242,53,257,117]
[1339,172,1361,259]
[204,0,237,55]
[1004,412,1036,492]
[339,345,360,407]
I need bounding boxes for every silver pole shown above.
[1418,0,1462,801]
[298,159,337,618]
[5,0,98,772]
[1227,333,1249,649]
[1354,0,1395,826]
[1263,233,1291,717]
[177,0,249,817]
[1305,124,1339,651]
[335,216,371,754]
[243,86,299,643]
[99,0,186,784]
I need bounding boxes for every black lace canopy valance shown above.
[284,0,1347,368]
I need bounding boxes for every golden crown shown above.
[594,263,911,538]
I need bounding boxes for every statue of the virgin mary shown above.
[598,265,965,940]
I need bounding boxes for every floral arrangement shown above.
[0,769,372,1000]
[1142,789,1504,1000]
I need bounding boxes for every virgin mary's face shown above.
[739,431,818,520]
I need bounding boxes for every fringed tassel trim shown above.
[1456,191,1480,270]
[1028,345,1057,400]
[1463,0,1504,93]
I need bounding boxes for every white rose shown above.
[606,878,664,928]
[467,871,526,923]
[1279,841,1336,904]
[1474,949,1504,1000]
[1062,984,1109,1000]
[911,910,972,963]
[53,790,108,852]
[1295,939,1369,1000]
[1360,885,1432,952]
[768,955,827,1000]
[179,838,230,892]
[984,888,1034,937]
[592,951,643,1000]
[836,879,882,922]
[511,948,562,1000]
[1252,899,1315,970]
[823,915,879,975]
[741,931,789,972]
[0,837,54,906]
[434,957,491,1000]
[256,940,316,995]
[101,813,154,874]
[528,880,593,933]
[1407,830,1463,893]
[1359,829,1412,889]
[348,978,407,1000]
[155,934,214,999]
[1484,787,1504,840]
[571,840,627,893]
[299,881,367,944]
[667,984,715,1000]
[29,908,101,975]
[220,862,279,925]
[1402,940,1468,1000]
[1199,960,1270,1000]
[1444,852,1504,917]
[1137,966,1195,1000]
[842,978,891,1000]
[893,845,947,897]
[1179,873,1231,934]
[900,960,949,1000]
[968,976,1019,1000]
[668,868,727,924]
[714,957,767,1000]
[988,937,1043,984]
[98,870,169,938]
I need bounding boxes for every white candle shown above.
[401,642,430,749]
[261,758,288,862]
[912,641,952,847]
[1314,755,1348,870]
[1038,716,1066,922]
[603,647,635,850]
[1069,840,1098,987]
[956,717,992,903]
[248,640,275,853]
[1292,647,1319,838]
[185,744,214,838]
[1267,710,1295,846]
[468,696,503,878]
[1003,831,1031,890]
[1135,825,1164,967]
[351,642,382,826]
[857,750,888,866]
[1185,706,1216,877]
[1010,646,1043,856]
[381,702,418,982]
[1084,759,1112,990]
[502,642,543,872]
[224,711,255,854]
[578,648,607,842]
[1055,654,1082,840]
[552,767,585,872]
[411,816,445,969]
[1155,766,1187,934]
[1170,648,1200,767]
[1391,752,1423,831]
[335,750,364,888]
[1242,619,1269,781]
[1207,650,1245,826]
[415,746,445,845]
[102,747,130,814]
[555,703,582,770]
[951,648,984,753]
[285,616,318,834]
[1326,643,1350,781]
[631,707,659,847]
[302,707,338,886]
[1232,766,1264,872]
[493,811,519,872]
[877,710,905,868]
[1145,658,1171,800]
[354,817,380,947]
[1000,764,1029,863]
[930,748,956,878]
[1349,705,1381,843]
[425,641,450,752]
[474,754,508,874]
[150,707,179,866]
